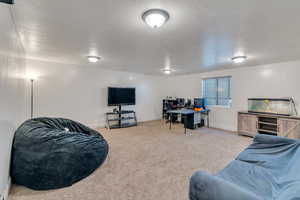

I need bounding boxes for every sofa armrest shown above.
[253,134,297,145]
[189,171,261,200]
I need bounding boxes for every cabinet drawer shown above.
[278,118,300,138]
[238,113,258,137]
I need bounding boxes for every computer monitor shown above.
[185,99,192,107]
[176,98,185,106]
[194,98,205,109]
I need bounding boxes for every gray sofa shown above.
[189,134,300,200]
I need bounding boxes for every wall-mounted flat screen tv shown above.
[108,87,136,106]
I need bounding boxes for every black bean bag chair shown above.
[11,117,109,190]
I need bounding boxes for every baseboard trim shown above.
[208,126,238,134]
[209,124,237,132]
[3,177,11,200]
[88,118,163,130]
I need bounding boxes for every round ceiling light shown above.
[161,68,175,75]
[232,56,247,64]
[87,56,101,63]
[142,9,170,28]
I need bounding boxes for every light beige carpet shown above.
[10,120,252,200]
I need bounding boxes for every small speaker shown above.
[0,0,14,4]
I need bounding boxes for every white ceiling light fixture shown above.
[87,56,101,63]
[142,9,170,28]
[26,73,38,81]
[232,56,247,64]
[161,68,175,75]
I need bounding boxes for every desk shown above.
[167,109,210,134]
[200,109,210,128]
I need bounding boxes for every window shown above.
[203,76,231,106]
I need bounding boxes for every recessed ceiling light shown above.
[164,70,171,74]
[87,56,101,63]
[161,68,175,75]
[26,73,38,81]
[232,56,247,64]
[142,9,170,28]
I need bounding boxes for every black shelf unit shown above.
[257,116,278,136]
[106,106,137,129]
[162,99,185,121]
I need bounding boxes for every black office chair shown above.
[165,102,179,123]
[165,102,172,123]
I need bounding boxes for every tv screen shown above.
[108,87,136,106]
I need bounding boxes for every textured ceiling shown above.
[2,0,300,75]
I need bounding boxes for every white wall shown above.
[26,59,300,132]
[0,4,27,200]
[164,61,300,131]
[26,59,165,128]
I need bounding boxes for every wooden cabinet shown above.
[238,114,258,137]
[278,118,300,139]
[238,112,300,139]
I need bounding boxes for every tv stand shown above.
[106,105,137,129]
